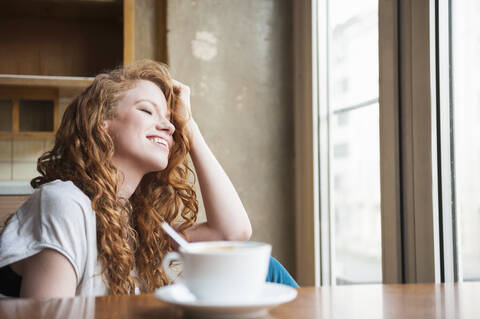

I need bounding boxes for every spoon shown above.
[161,222,191,250]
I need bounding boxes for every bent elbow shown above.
[238,226,252,241]
[243,224,252,241]
[225,223,252,242]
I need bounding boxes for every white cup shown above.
[162,241,271,303]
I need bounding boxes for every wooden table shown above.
[1,283,480,318]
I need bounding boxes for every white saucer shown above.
[154,282,298,319]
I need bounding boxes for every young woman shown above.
[0,60,297,298]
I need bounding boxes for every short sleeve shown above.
[0,184,90,284]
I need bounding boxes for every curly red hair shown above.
[31,60,198,294]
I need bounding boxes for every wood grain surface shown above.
[1,283,479,318]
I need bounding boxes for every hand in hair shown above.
[172,79,198,144]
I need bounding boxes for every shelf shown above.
[0,75,94,88]
[0,132,55,139]
[0,181,33,195]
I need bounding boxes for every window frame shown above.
[293,0,322,286]
[293,0,459,286]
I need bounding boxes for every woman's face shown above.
[104,80,175,176]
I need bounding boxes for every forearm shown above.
[185,122,252,242]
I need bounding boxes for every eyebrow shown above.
[135,99,171,118]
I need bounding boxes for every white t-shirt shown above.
[0,180,108,296]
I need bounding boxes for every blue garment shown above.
[266,256,299,288]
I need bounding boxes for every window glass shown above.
[330,1,379,110]
[452,0,480,281]
[328,0,381,284]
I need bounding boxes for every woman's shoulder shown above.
[36,179,91,208]
[37,179,90,200]
[18,179,93,222]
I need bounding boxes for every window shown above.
[452,0,480,281]
[295,0,471,286]
[322,0,381,284]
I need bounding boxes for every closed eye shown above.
[140,109,152,115]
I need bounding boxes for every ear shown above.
[101,120,110,131]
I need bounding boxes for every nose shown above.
[157,118,175,136]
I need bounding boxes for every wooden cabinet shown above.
[0,0,125,139]
[0,0,124,77]
[0,0,166,139]
[0,0,166,77]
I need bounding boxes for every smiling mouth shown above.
[147,136,169,149]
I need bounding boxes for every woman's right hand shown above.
[172,79,199,144]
